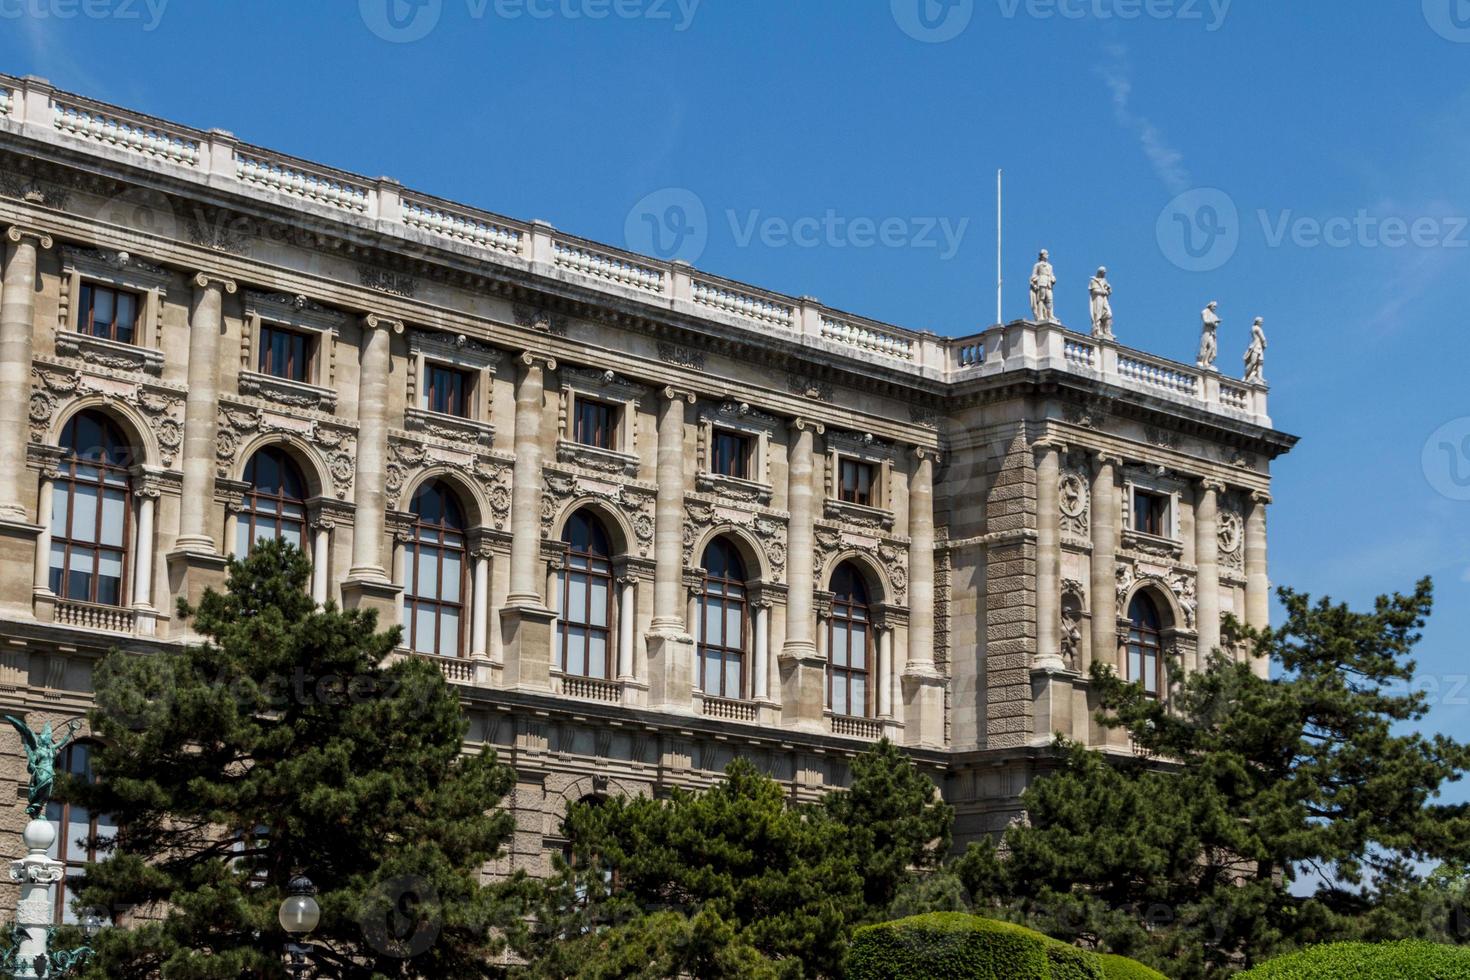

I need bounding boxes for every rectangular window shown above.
[78,283,141,345]
[574,397,618,451]
[838,458,877,507]
[257,324,314,383]
[1132,489,1171,537]
[424,364,473,418]
[712,430,752,480]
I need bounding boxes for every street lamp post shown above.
[278,875,320,979]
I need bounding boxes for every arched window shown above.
[699,539,748,699]
[558,511,613,679]
[828,562,872,718]
[1127,593,1165,696]
[49,411,132,606]
[403,481,466,657]
[46,741,114,924]
[235,447,308,555]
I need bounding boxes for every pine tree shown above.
[65,539,526,979]
[967,578,1470,979]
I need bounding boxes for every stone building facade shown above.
[0,75,1294,910]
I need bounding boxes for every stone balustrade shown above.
[1,73,1269,426]
[54,600,135,634]
[830,714,884,740]
[700,694,758,722]
[555,674,622,704]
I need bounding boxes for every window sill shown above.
[823,498,895,532]
[55,331,164,377]
[405,407,495,448]
[238,370,338,414]
[556,439,639,478]
[695,471,772,506]
[1121,529,1183,560]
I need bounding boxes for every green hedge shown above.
[1096,952,1170,980]
[848,913,1166,980]
[1237,940,1470,979]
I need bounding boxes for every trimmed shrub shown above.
[1236,940,1470,979]
[847,912,1105,979]
[1097,953,1171,980]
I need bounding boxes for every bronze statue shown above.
[4,714,82,817]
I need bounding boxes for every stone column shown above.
[878,626,894,718]
[1090,454,1122,673]
[753,601,771,701]
[470,550,491,660]
[1033,441,1064,670]
[132,491,157,608]
[175,272,236,550]
[1194,478,1224,670]
[901,446,946,745]
[779,418,826,732]
[500,352,557,691]
[0,227,51,520]
[1245,491,1271,677]
[617,578,636,679]
[646,386,696,712]
[311,525,330,605]
[32,473,54,595]
[339,314,403,621]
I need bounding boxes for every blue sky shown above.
[4,2,1469,795]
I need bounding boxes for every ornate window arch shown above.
[699,538,749,700]
[827,561,874,718]
[234,446,308,556]
[1126,591,1165,697]
[402,480,467,657]
[49,411,135,606]
[46,740,114,924]
[557,510,614,679]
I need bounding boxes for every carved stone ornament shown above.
[683,497,789,581]
[1218,506,1245,571]
[215,401,360,499]
[542,468,656,557]
[29,360,186,466]
[1059,469,1090,535]
[1116,561,1197,629]
[513,304,568,336]
[657,341,705,370]
[1060,580,1086,671]
[384,435,512,528]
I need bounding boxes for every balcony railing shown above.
[555,673,622,704]
[4,74,1271,427]
[700,695,758,722]
[830,714,884,740]
[54,600,134,634]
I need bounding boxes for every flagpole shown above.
[996,168,1003,326]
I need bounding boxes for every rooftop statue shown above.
[1244,317,1267,384]
[1088,267,1114,340]
[1198,301,1220,371]
[1029,249,1057,323]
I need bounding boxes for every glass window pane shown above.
[725,605,742,648]
[442,551,462,603]
[589,577,608,627]
[440,609,460,657]
[100,489,126,548]
[566,575,588,624]
[50,484,67,537]
[416,548,440,600]
[725,655,742,698]
[67,563,94,602]
[851,627,867,670]
[414,607,436,654]
[72,485,99,544]
[832,623,849,665]
[588,632,608,679]
[703,599,721,645]
[565,627,586,676]
[832,680,848,716]
[236,520,250,557]
[93,289,114,329]
[68,807,90,859]
[282,523,302,550]
[851,676,868,716]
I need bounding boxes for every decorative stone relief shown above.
[216,402,359,500]
[1060,579,1086,671]
[29,361,185,466]
[811,522,909,603]
[1058,468,1090,536]
[657,341,705,370]
[1116,561,1197,629]
[357,264,416,297]
[384,435,512,529]
[683,497,788,582]
[541,468,656,558]
[1063,397,1110,429]
[1146,426,1181,450]
[513,305,569,336]
[787,372,832,402]
[1218,503,1245,573]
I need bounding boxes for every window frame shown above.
[573,396,620,452]
[557,511,616,681]
[422,360,475,419]
[710,429,753,481]
[827,564,874,718]
[1131,487,1173,539]
[698,539,749,700]
[49,412,133,608]
[837,456,879,507]
[76,281,143,346]
[402,482,468,659]
[256,322,317,384]
[1126,593,1166,698]
[235,447,310,557]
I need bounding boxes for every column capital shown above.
[1197,477,1227,494]
[191,271,238,294]
[790,417,825,436]
[516,349,556,371]
[1093,451,1124,472]
[1249,489,1273,505]
[4,226,53,250]
[911,444,942,464]
[1032,437,1067,457]
[363,312,404,334]
[660,385,697,405]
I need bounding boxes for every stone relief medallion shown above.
[1218,508,1243,556]
[1059,469,1090,535]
